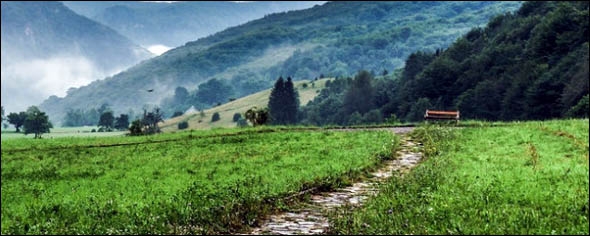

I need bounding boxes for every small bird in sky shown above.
[147,89,154,92]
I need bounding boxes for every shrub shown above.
[172,111,184,118]
[233,113,242,122]
[128,119,143,136]
[178,121,189,130]
[211,112,221,122]
[237,118,248,127]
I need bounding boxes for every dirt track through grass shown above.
[242,128,420,235]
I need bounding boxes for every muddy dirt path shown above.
[243,127,422,235]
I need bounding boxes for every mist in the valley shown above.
[0,54,126,114]
[147,44,172,56]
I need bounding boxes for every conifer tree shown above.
[268,76,286,124]
[284,77,300,124]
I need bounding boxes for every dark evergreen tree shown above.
[268,76,286,124]
[283,77,300,124]
[343,70,375,115]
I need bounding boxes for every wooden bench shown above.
[424,110,460,124]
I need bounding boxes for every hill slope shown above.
[1,1,152,113]
[40,1,522,125]
[298,1,589,125]
[160,78,331,132]
[63,1,324,49]
[392,1,589,121]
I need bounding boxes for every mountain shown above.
[1,1,153,113]
[39,1,522,125]
[389,1,589,121]
[62,1,324,51]
[298,1,588,125]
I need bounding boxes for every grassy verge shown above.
[328,119,589,235]
[1,128,398,234]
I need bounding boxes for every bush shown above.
[91,129,96,133]
[237,118,248,127]
[233,113,242,122]
[128,119,143,136]
[211,112,221,122]
[178,121,189,130]
[172,111,184,118]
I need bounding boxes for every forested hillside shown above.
[300,1,589,125]
[63,1,323,49]
[40,1,521,125]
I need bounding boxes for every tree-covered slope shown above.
[299,1,588,125]
[40,1,522,125]
[393,1,589,121]
[63,1,323,49]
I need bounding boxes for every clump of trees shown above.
[114,114,130,131]
[159,79,237,118]
[98,111,115,132]
[5,106,53,138]
[62,103,112,127]
[244,106,269,127]
[128,107,164,135]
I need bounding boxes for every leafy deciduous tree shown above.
[7,112,27,132]
[23,106,52,139]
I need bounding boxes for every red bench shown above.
[424,110,460,124]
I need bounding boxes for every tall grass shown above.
[1,127,398,234]
[329,119,589,235]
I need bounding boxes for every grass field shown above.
[160,78,332,132]
[328,119,589,235]
[1,126,126,140]
[1,126,398,234]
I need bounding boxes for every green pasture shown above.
[1,127,398,234]
[329,119,589,235]
[1,126,126,140]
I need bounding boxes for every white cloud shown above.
[1,56,113,113]
[147,44,172,56]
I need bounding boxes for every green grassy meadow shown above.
[329,119,589,235]
[1,126,126,140]
[1,127,397,234]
